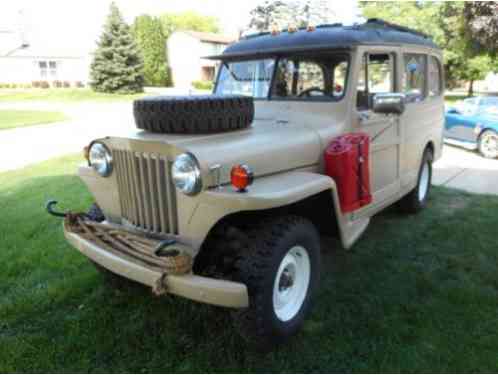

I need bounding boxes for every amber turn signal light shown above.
[230,164,254,192]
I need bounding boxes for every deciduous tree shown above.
[248,0,337,32]
[160,11,220,38]
[463,1,498,56]
[132,15,170,87]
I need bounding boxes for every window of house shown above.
[49,61,57,78]
[356,53,395,110]
[403,54,426,102]
[271,54,349,101]
[428,56,442,97]
[38,60,58,79]
[39,61,48,77]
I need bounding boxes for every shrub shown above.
[74,81,85,88]
[192,80,214,91]
[63,81,71,88]
[40,81,50,89]
[52,80,63,88]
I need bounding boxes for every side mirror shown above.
[372,93,406,115]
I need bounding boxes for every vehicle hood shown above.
[121,118,322,185]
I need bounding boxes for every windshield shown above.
[215,59,275,98]
[215,53,350,101]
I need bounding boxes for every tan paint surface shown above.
[64,225,249,308]
[72,45,444,307]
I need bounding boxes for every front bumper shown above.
[64,224,249,308]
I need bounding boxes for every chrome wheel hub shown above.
[481,133,498,158]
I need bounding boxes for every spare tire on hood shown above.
[133,95,254,134]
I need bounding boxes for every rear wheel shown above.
[478,130,498,159]
[231,216,321,348]
[399,148,433,214]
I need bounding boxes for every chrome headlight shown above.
[89,142,113,177]
[172,153,202,195]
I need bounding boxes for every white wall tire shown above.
[418,160,430,203]
[231,216,321,348]
[399,148,433,214]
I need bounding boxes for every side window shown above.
[428,56,442,97]
[403,54,426,102]
[356,53,395,110]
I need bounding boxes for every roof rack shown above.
[241,18,431,41]
[364,18,431,39]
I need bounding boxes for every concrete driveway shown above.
[0,101,136,172]
[433,144,498,195]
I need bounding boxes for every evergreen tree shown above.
[90,2,144,94]
[132,15,170,87]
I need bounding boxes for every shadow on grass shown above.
[2,172,498,373]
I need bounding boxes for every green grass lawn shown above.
[1,155,498,372]
[0,110,68,130]
[0,89,150,102]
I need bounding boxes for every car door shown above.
[445,109,477,142]
[354,49,401,206]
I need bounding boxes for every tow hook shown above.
[45,200,68,218]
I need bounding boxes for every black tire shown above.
[231,216,321,348]
[399,148,433,214]
[133,95,254,134]
[478,130,498,159]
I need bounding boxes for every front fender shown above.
[186,171,369,252]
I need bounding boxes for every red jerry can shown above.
[324,133,372,213]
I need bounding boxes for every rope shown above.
[65,214,192,276]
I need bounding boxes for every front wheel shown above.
[478,130,498,159]
[399,148,433,214]
[231,216,321,348]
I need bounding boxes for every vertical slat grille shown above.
[114,149,178,235]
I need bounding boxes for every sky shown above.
[0,0,361,55]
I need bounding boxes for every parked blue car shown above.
[444,96,498,159]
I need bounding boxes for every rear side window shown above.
[403,54,426,103]
[428,56,442,97]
